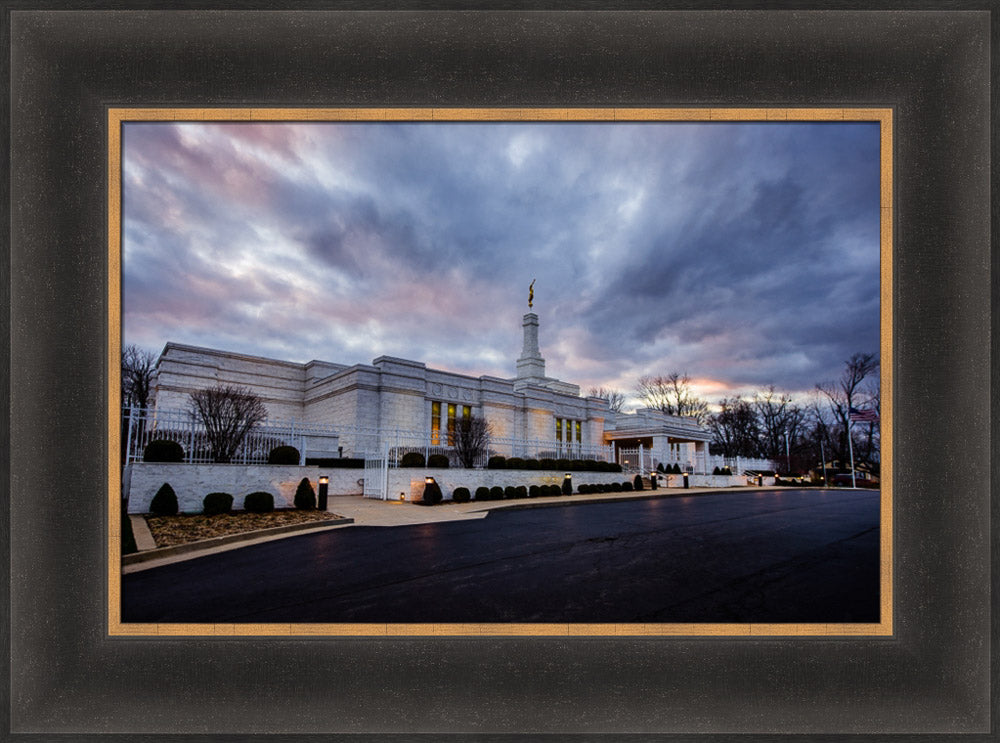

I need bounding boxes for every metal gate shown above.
[363,444,389,500]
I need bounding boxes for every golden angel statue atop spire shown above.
[529,279,535,309]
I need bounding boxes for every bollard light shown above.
[562,473,573,496]
[399,492,406,502]
[425,476,435,485]
[682,472,689,489]
[318,475,329,510]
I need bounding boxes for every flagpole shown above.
[820,437,827,487]
[847,418,856,489]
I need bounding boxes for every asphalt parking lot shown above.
[121,488,880,624]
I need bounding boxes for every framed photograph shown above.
[7,5,993,739]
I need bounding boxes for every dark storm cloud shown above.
[122,120,880,400]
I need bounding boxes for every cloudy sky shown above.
[122,120,880,407]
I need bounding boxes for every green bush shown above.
[522,458,540,470]
[420,480,442,505]
[489,486,505,501]
[243,491,274,513]
[722,466,732,476]
[549,484,563,497]
[579,483,591,494]
[203,492,233,515]
[475,487,491,501]
[672,463,682,474]
[570,460,586,472]
[657,462,666,473]
[556,458,572,471]
[487,456,507,470]
[452,487,471,504]
[621,481,633,492]
[149,482,178,516]
[633,474,644,491]
[294,477,316,510]
[427,454,450,468]
[561,476,573,495]
[506,457,525,469]
[400,452,425,468]
[143,439,184,463]
[504,486,518,500]
[713,466,721,475]
[528,485,541,498]
[267,445,300,465]
[515,485,528,499]
[539,458,558,470]
[610,482,622,492]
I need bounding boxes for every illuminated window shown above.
[447,403,456,445]
[555,418,563,442]
[463,405,471,420]
[575,420,582,443]
[431,402,441,445]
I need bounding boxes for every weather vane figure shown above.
[529,279,535,309]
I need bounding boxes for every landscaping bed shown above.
[145,510,344,548]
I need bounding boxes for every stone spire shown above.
[516,311,546,381]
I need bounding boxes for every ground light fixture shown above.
[563,473,572,495]
[318,475,329,510]
[682,472,690,489]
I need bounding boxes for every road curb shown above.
[123,517,354,566]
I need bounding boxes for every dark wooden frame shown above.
[5,4,994,739]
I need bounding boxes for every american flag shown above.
[849,407,879,423]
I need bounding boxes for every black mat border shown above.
[6,4,995,740]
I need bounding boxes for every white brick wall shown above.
[124,463,364,514]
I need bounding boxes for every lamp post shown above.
[682,471,689,489]
[318,475,329,511]
[562,473,573,496]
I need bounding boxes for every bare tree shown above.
[636,373,709,424]
[189,385,268,463]
[752,386,805,463]
[122,344,157,410]
[817,352,880,468]
[708,396,760,458]
[453,415,492,469]
[588,386,626,413]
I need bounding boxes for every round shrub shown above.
[143,439,184,463]
[149,482,178,516]
[611,463,623,473]
[673,463,682,474]
[504,486,518,500]
[548,484,562,497]
[475,487,491,501]
[427,454,450,468]
[621,481,633,492]
[506,457,525,470]
[267,445,300,465]
[610,482,622,492]
[452,487,471,504]
[578,483,590,495]
[522,458,540,470]
[421,480,442,505]
[243,491,275,513]
[400,452,425,468]
[528,485,541,498]
[294,477,316,510]
[203,492,233,515]
[539,458,557,470]
[490,486,505,501]
[487,456,507,470]
[657,462,666,473]
[713,466,721,475]
[515,485,528,499]
[633,474,645,491]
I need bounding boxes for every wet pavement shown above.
[121,488,880,624]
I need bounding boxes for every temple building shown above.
[146,305,714,470]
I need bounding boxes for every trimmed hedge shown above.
[487,456,506,470]
[452,486,471,504]
[539,458,557,470]
[267,445,300,465]
[633,474,644,491]
[528,485,541,498]
[400,452,425,468]
[504,486,518,500]
[490,486,505,501]
[203,492,233,515]
[420,480,443,505]
[523,458,540,470]
[244,491,275,513]
[621,481,633,492]
[143,439,184,463]
[294,477,316,510]
[516,485,528,499]
[427,454,450,468]
[506,457,525,469]
[610,482,622,492]
[475,487,491,501]
[149,482,178,516]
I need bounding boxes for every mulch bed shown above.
[145,510,343,548]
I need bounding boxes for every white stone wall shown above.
[390,469,670,501]
[124,463,364,514]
